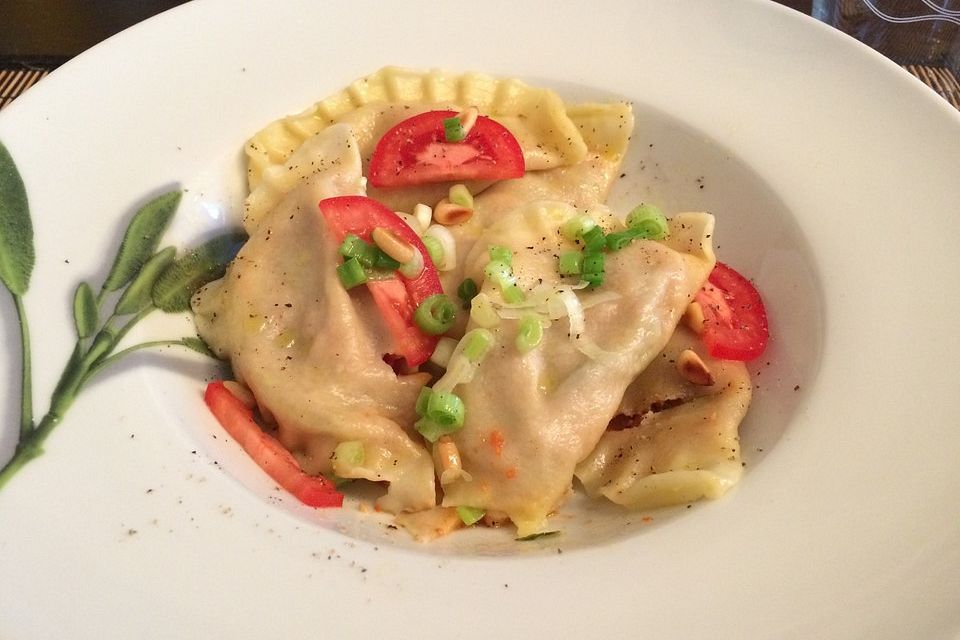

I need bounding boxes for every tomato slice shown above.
[694,261,769,361]
[203,381,343,508]
[318,195,443,367]
[368,110,525,188]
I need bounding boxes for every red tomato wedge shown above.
[203,381,343,507]
[368,110,525,188]
[694,261,770,361]
[318,195,443,367]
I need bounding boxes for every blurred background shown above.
[0,0,191,62]
[1,0,955,110]
[0,0,811,62]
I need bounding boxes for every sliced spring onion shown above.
[334,441,365,466]
[582,251,605,276]
[423,224,456,271]
[605,228,642,252]
[516,530,560,541]
[426,390,465,427]
[413,203,433,231]
[444,116,466,142]
[558,250,583,276]
[373,249,402,271]
[421,235,444,266]
[414,294,456,335]
[398,247,425,279]
[338,234,376,267]
[582,271,604,288]
[415,387,433,416]
[501,283,526,304]
[488,245,512,266]
[581,250,605,288]
[416,417,458,443]
[337,257,368,289]
[449,184,474,209]
[626,203,669,240]
[516,315,544,353]
[470,292,501,328]
[462,328,495,363]
[429,336,459,368]
[433,328,496,394]
[456,506,486,526]
[561,214,598,241]
[484,259,514,287]
[457,277,479,309]
[580,226,607,252]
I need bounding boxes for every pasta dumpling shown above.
[575,326,751,509]
[195,68,764,541]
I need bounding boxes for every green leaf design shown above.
[115,246,176,315]
[0,140,34,296]
[152,231,246,312]
[72,282,98,338]
[180,336,214,357]
[101,191,181,293]
[84,327,118,366]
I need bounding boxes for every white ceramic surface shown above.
[1,0,959,638]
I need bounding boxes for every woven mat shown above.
[0,67,51,111]
[1,64,958,111]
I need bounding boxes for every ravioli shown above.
[194,126,435,513]
[575,326,751,508]
[439,209,716,536]
[244,67,601,226]
[198,68,761,539]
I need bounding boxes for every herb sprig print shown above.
[0,140,243,489]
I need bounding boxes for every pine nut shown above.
[434,436,469,485]
[676,349,714,386]
[682,301,706,334]
[458,106,479,136]
[433,198,474,226]
[372,226,415,264]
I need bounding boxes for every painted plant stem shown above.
[82,339,202,385]
[0,138,246,491]
[0,335,204,490]
[13,293,33,439]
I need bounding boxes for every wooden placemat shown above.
[904,65,960,110]
[0,67,51,111]
[1,63,958,112]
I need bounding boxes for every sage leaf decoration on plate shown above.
[0,141,35,441]
[0,140,245,490]
[73,282,98,338]
[152,232,247,312]
[100,190,181,298]
[0,141,33,297]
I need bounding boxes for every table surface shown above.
[0,0,956,110]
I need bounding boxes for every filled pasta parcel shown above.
[192,67,768,542]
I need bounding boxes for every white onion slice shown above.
[557,288,585,338]
[433,355,477,394]
[469,293,501,328]
[429,337,459,368]
[394,211,424,235]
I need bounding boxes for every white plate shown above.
[2,0,959,637]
